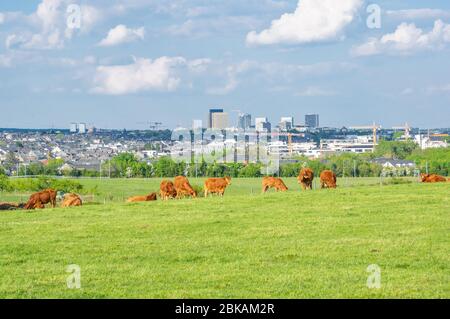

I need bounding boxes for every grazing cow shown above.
[127,193,157,203]
[421,173,448,183]
[204,176,232,197]
[320,170,337,189]
[61,193,83,207]
[160,180,177,200]
[174,176,197,199]
[24,189,57,210]
[297,168,314,190]
[262,177,288,193]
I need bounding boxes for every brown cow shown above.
[24,189,57,210]
[297,168,314,190]
[61,193,83,207]
[174,176,197,199]
[160,180,177,200]
[421,173,448,183]
[127,193,157,203]
[320,170,337,189]
[204,176,232,197]
[262,177,288,193]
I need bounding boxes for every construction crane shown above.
[348,122,381,147]
[136,121,164,131]
[271,132,306,155]
[392,122,411,140]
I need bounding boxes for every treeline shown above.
[1,141,448,179]
[0,176,87,193]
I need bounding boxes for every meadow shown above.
[0,177,449,298]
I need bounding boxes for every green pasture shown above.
[0,178,448,298]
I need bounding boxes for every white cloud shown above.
[91,56,186,95]
[0,13,5,24]
[352,20,450,56]
[167,16,260,38]
[295,86,337,97]
[401,88,414,95]
[426,83,450,94]
[98,25,145,47]
[246,0,362,46]
[4,0,102,50]
[0,55,12,68]
[387,9,450,20]
[205,60,354,95]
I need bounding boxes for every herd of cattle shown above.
[0,169,448,210]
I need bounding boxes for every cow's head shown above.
[225,176,232,185]
[420,173,429,182]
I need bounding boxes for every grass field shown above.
[0,178,449,298]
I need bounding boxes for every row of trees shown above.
[1,141,448,179]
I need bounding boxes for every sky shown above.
[1,0,450,130]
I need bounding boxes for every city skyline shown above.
[1,1,450,129]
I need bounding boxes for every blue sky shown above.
[1,0,450,129]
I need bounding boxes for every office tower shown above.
[211,112,229,129]
[192,120,203,130]
[280,117,294,131]
[208,109,224,128]
[255,117,271,132]
[78,123,87,134]
[305,114,319,128]
[238,113,252,130]
[70,123,78,133]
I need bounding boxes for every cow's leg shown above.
[204,189,208,198]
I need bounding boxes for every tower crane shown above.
[392,122,411,140]
[348,122,381,148]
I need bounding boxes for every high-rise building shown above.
[211,112,229,129]
[305,114,319,128]
[78,123,87,134]
[238,113,252,130]
[208,109,224,128]
[70,123,78,133]
[255,117,271,132]
[192,119,203,130]
[279,117,294,131]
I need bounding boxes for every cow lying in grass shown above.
[0,202,26,211]
[262,177,288,193]
[61,193,83,207]
[24,189,57,210]
[204,176,232,197]
[127,193,158,203]
[420,173,448,183]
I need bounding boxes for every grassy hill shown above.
[0,179,449,298]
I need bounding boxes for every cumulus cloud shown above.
[352,20,450,56]
[387,9,450,20]
[246,0,363,46]
[98,24,145,47]
[0,55,12,68]
[426,83,450,94]
[295,86,337,97]
[206,60,354,95]
[4,0,101,50]
[91,56,186,95]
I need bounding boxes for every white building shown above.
[78,123,87,134]
[255,117,271,132]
